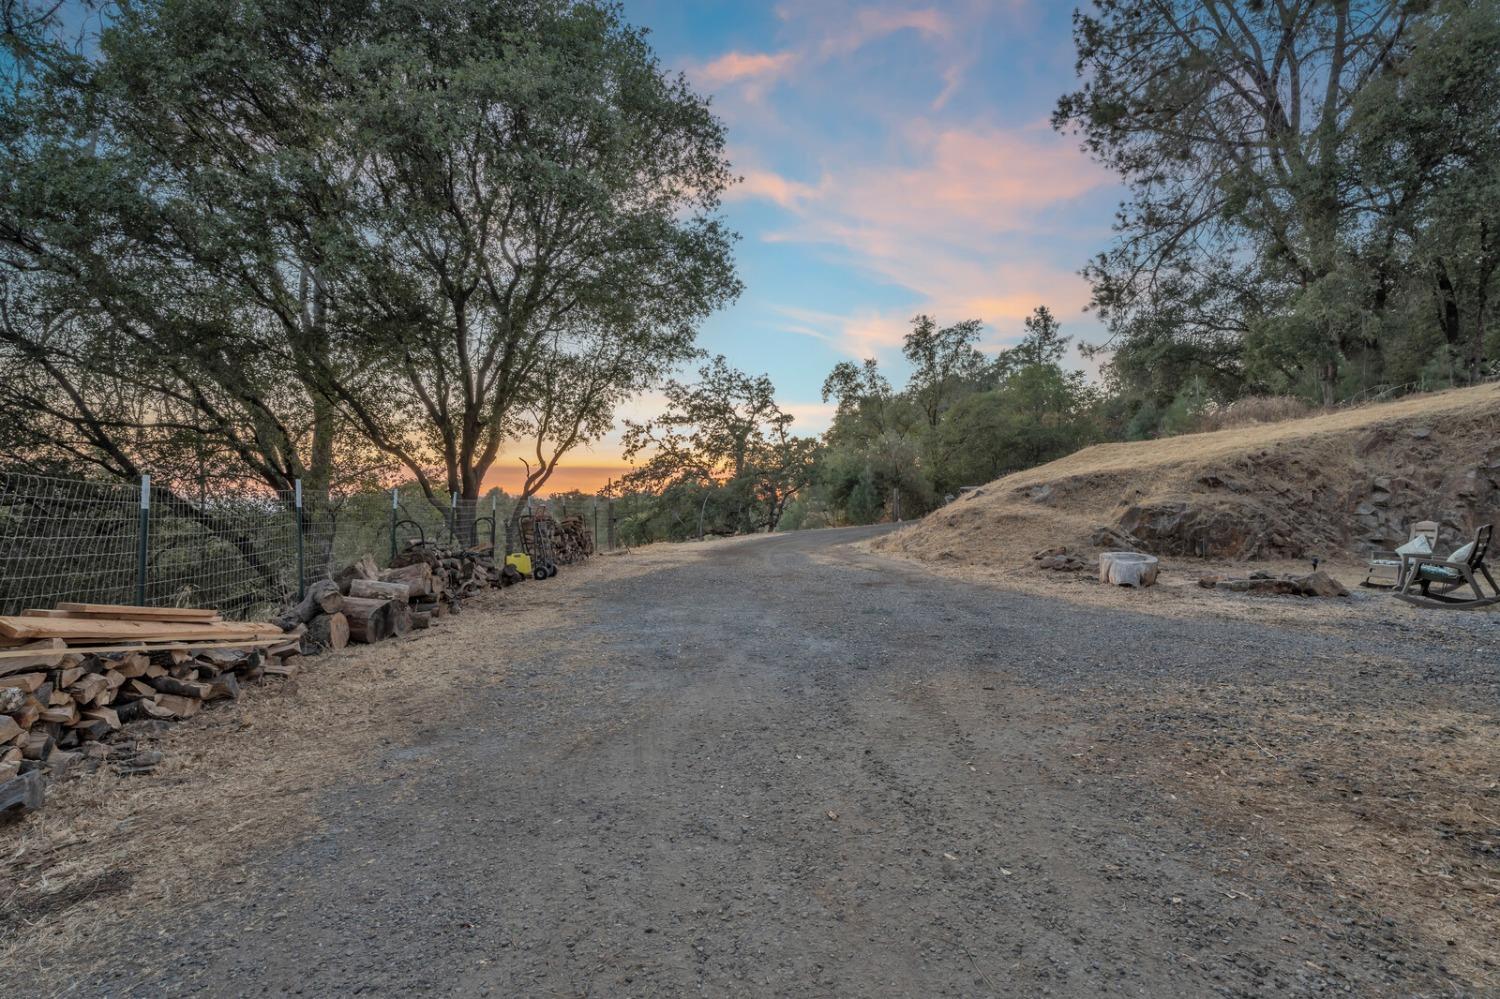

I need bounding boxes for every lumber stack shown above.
[0,603,306,823]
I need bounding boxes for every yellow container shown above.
[505,553,533,575]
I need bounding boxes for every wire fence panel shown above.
[0,470,621,620]
[0,473,143,615]
[144,482,303,622]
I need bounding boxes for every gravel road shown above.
[64,526,1496,997]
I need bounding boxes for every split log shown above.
[0,673,46,693]
[0,715,21,744]
[306,612,350,651]
[278,579,343,629]
[410,610,432,630]
[147,694,200,720]
[1099,551,1160,588]
[0,638,66,676]
[20,731,53,760]
[148,676,212,699]
[205,673,240,701]
[114,654,150,678]
[37,702,78,726]
[81,706,121,731]
[333,556,381,595]
[349,579,413,604]
[0,687,25,714]
[0,771,44,821]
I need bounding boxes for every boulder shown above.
[1293,570,1349,598]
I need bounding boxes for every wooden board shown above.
[55,603,221,621]
[0,616,280,643]
[0,638,283,661]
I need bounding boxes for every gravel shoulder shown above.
[5,526,1497,997]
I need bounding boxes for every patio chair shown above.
[1364,520,1440,589]
[1394,524,1498,610]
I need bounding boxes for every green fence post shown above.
[294,478,306,601]
[450,490,458,545]
[389,487,399,563]
[136,474,150,605]
[490,494,498,551]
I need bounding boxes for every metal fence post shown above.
[450,490,458,545]
[294,478,306,600]
[136,474,150,605]
[490,494,498,550]
[389,487,399,563]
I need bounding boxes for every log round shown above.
[340,597,395,644]
[385,599,413,638]
[307,612,350,651]
[1099,551,1159,588]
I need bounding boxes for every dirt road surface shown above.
[24,527,1500,996]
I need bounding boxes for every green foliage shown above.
[1056,0,1500,407]
[0,0,736,517]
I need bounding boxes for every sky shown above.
[490,1,1125,494]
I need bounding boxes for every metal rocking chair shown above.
[1394,524,1499,610]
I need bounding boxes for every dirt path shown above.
[16,527,1500,997]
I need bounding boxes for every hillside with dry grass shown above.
[877,382,1500,569]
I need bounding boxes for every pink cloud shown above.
[816,7,953,57]
[761,121,1113,362]
[698,50,798,86]
[730,168,821,209]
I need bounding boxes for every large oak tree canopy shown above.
[1055,0,1499,405]
[0,0,738,513]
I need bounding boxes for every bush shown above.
[1195,395,1312,432]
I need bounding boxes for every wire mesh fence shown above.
[0,470,620,620]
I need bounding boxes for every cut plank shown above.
[55,603,221,621]
[0,638,283,660]
[0,616,279,644]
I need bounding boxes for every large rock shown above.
[1293,570,1349,598]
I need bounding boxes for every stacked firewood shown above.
[0,603,303,821]
[1,543,525,821]
[553,516,595,564]
[277,542,523,652]
[519,512,593,566]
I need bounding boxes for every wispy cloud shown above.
[744,120,1112,359]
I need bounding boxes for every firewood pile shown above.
[521,513,593,566]
[279,541,524,650]
[1,543,525,823]
[1,603,296,822]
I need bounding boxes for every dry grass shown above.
[0,561,615,986]
[1195,395,1312,432]
[1015,382,1500,487]
[876,381,1500,574]
[1067,674,1500,989]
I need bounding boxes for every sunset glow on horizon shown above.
[531,1,1120,495]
